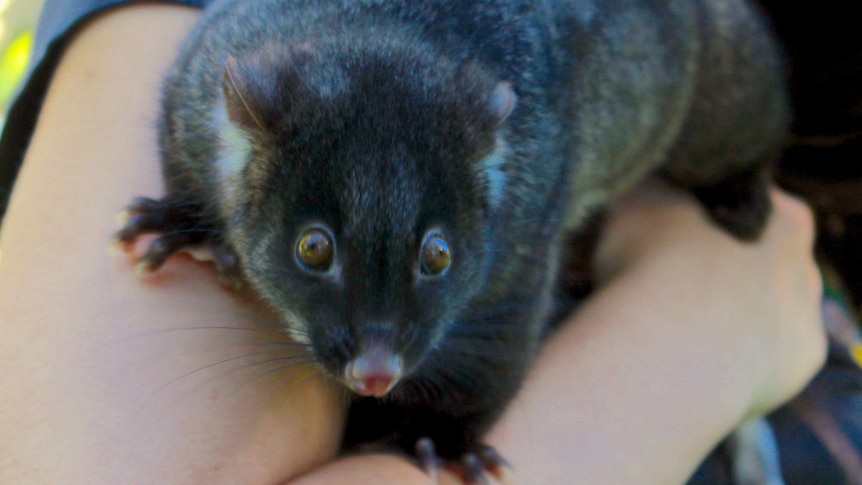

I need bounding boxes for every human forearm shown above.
[488,254,759,483]
[485,183,825,484]
[0,5,342,483]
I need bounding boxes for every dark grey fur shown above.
[119,0,787,475]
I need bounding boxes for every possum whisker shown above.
[145,193,208,207]
[126,324,301,342]
[242,317,313,337]
[119,227,224,238]
[136,312,283,331]
[334,382,353,409]
[93,321,304,355]
[201,353,317,389]
[239,338,315,348]
[158,228,225,237]
[149,348,311,397]
[137,350,316,411]
[438,367,482,394]
[287,366,326,391]
[399,376,443,406]
[223,356,319,397]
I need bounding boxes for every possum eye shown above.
[420,232,451,276]
[296,227,335,272]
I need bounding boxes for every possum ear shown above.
[222,55,268,132]
[489,82,517,126]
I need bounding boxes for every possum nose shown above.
[345,348,403,397]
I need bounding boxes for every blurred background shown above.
[0,0,39,264]
[0,0,41,127]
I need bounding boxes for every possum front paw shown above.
[114,196,243,287]
[416,438,512,485]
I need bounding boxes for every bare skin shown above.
[0,4,826,484]
[0,5,344,483]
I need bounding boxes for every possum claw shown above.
[416,438,441,485]
[109,240,130,258]
[416,437,441,482]
[459,444,513,484]
[115,209,131,229]
[474,445,513,483]
[134,259,156,276]
[461,453,492,484]
[115,196,243,285]
[415,438,511,485]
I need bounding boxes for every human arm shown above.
[0,4,343,483]
[482,181,826,484]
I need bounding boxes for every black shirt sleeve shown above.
[0,0,211,223]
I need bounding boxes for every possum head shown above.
[211,42,516,397]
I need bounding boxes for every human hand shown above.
[594,178,826,418]
[482,179,825,484]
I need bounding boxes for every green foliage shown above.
[1,30,32,116]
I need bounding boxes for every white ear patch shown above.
[480,138,510,207]
[212,102,254,197]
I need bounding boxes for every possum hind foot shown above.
[114,196,243,287]
[416,438,513,485]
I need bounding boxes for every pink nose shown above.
[345,350,403,397]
